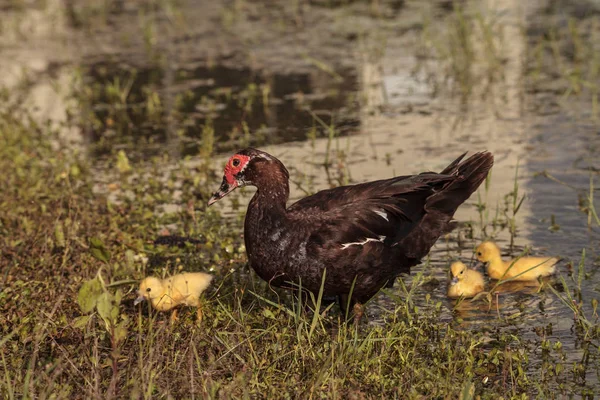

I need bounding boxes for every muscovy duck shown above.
[475,241,558,281]
[135,272,213,322]
[447,261,485,299]
[208,148,493,317]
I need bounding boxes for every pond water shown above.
[3,0,600,393]
[82,60,359,158]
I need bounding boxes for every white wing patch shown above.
[278,235,291,251]
[341,235,386,250]
[374,209,389,221]
[291,240,308,262]
[270,230,282,241]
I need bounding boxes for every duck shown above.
[208,148,493,319]
[134,272,213,322]
[475,241,558,281]
[447,261,485,298]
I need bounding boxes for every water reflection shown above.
[82,61,360,158]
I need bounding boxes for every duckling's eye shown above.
[477,251,482,256]
[146,288,151,292]
[460,271,464,275]
[232,158,240,167]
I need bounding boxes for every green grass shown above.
[3,1,600,398]
[1,93,600,399]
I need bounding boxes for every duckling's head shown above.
[475,241,501,263]
[450,261,467,284]
[134,277,164,305]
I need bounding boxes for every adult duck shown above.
[208,148,493,318]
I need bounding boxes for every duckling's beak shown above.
[451,277,459,285]
[208,177,238,206]
[134,292,146,306]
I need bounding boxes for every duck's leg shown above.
[352,302,365,327]
[196,300,203,324]
[339,294,365,325]
[170,309,179,323]
[339,294,351,320]
[384,277,396,288]
[293,289,334,314]
[338,294,367,327]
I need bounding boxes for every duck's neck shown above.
[151,290,170,308]
[243,179,288,267]
[488,254,505,274]
[245,173,290,236]
[248,166,290,215]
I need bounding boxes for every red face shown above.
[207,153,251,206]
[223,154,251,185]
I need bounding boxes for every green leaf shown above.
[460,379,475,400]
[54,221,65,248]
[125,250,135,270]
[70,163,81,178]
[89,237,110,263]
[110,303,119,322]
[116,150,132,173]
[96,292,114,323]
[89,237,104,248]
[77,278,103,313]
[514,194,526,214]
[114,318,129,344]
[72,315,91,330]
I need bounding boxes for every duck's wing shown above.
[514,256,559,274]
[289,180,443,252]
[288,152,474,213]
[165,276,194,304]
[182,273,213,297]
[152,292,176,311]
[289,152,493,259]
[288,173,453,213]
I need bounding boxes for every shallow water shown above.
[3,0,600,393]
[83,60,359,158]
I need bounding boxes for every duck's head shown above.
[475,241,500,263]
[134,277,164,305]
[450,261,467,285]
[207,148,289,206]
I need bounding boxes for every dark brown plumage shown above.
[208,148,494,316]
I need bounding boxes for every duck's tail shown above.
[543,256,561,276]
[397,152,494,260]
[428,151,494,216]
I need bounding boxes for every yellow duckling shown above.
[475,241,558,281]
[447,261,485,298]
[134,272,213,322]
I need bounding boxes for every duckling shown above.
[475,241,558,281]
[447,261,485,298]
[134,272,213,322]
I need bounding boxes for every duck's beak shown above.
[134,293,146,306]
[451,277,459,285]
[208,178,238,206]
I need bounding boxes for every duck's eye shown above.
[477,251,482,256]
[232,158,240,167]
[460,271,464,275]
[146,288,152,292]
